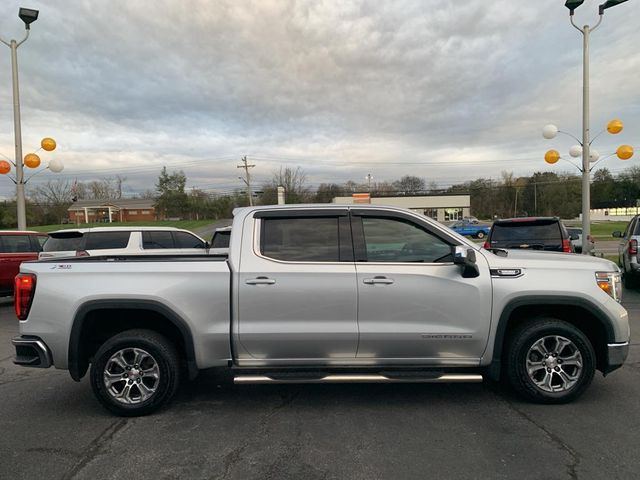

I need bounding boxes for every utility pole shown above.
[365,173,373,193]
[237,156,255,206]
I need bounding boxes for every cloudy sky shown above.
[0,0,638,198]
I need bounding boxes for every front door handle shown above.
[363,276,394,285]
[245,277,276,285]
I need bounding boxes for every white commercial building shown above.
[332,194,471,223]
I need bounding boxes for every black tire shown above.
[506,318,595,404]
[476,231,485,239]
[90,329,180,416]
[624,270,637,289]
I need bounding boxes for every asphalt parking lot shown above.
[1,292,639,480]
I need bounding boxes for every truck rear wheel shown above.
[506,319,595,404]
[476,231,485,239]
[90,329,180,416]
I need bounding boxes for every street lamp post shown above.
[0,8,40,230]
[543,119,633,253]
[543,0,630,254]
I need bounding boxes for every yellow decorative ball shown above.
[41,137,57,151]
[24,153,41,168]
[544,149,560,164]
[607,119,623,135]
[617,144,634,160]
[0,160,11,174]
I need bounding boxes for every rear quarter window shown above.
[0,235,35,253]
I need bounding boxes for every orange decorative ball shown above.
[617,145,634,160]
[0,160,11,174]
[544,149,560,165]
[41,137,57,152]
[24,153,41,168]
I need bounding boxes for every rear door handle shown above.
[245,277,276,285]
[363,276,394,285]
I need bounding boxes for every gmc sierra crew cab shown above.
[12,205,630,416]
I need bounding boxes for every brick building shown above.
[67,199,160,224]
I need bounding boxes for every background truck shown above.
[12,205,630,416]
[448,220,491,239]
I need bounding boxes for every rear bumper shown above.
[12,336,52,368]
[603,342,629,375]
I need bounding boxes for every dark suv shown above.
[483,217,573,253]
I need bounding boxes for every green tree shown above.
[154,167,189,218]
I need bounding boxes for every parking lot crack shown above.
[61,418,128,480]
[213,390,300,480]
[502,399,579,480]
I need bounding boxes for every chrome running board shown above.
[233,373,483,385]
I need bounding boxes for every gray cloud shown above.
[0,0,638,199]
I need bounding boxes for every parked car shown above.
[0,231,47,296]
[613,215,640,287]
[210,226,231,255]
[39,227,209,259]
[448,220,491,239]
[566,227,595,254]
[12,205,628,415]
[484,217,573,253]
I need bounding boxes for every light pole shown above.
[365,173,373,193]
[543,119,633,253]
[543,0,630,254]
[0,8,40,230]
[0,137,64,215]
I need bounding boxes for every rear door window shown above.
[85,232,131,250]
[142,231,175,249]
[261,217,341,262]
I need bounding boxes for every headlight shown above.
[596,271,622,303]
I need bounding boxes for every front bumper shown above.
[603,342,629,375]
[12,336,52,368]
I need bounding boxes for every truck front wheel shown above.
[90,329,180,416]
[476,231,485,239]
[506,319,595,404]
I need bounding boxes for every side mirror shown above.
[569,233,579,240]
[612,231,622,238]
[204,241,211,249]
[453,246,480,278]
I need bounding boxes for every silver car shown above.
[613,216,640,288]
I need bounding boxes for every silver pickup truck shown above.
[12,205,630,416]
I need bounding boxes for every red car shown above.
[0,231,47,297]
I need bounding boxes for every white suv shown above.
[39,227,209,259]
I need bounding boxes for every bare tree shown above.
[259,167,311,204]
[29,179,73,223]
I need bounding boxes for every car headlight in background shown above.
[596,271,622,303]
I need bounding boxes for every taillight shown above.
[562,239,571,253]
[14,273,36,320]
[629,239,638,255]
[76,250,90,257]
[483,241,490,249]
